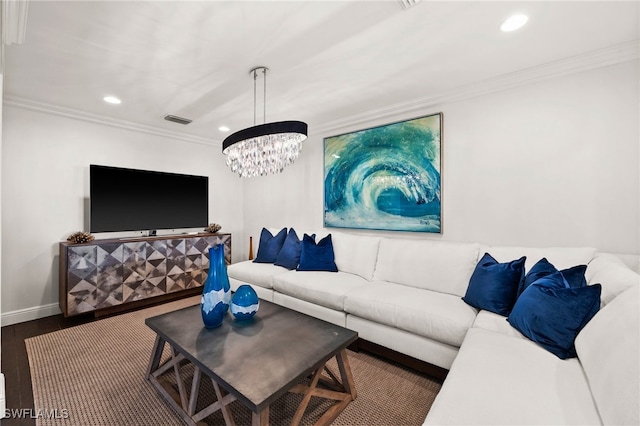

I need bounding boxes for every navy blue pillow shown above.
[274,229,316,270]
[253,228,287,263]
[561,265,588,288]
[520,258,587,295]
[297,234,338,272]
[508,273,601,359]
[462,253,526,316]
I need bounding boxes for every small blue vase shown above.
[201,244,231,328]
[231,285,260,321]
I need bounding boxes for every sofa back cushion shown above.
[484,245,596,272]
[331,232,381,280]
[373,238,479,297]
[586,253,640,307]
[575,284,639,426]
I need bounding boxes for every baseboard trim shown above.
[1,303,61,327]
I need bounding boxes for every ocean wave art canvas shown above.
[324,113,442,233]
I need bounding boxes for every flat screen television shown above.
[90,165,209,233]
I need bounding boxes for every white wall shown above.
[1,106,244,323]
[243,61,639,257]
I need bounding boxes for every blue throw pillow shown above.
[560,264,588,288]
[462,253,526,316]
[253,227,287,263]
[274,229,316,270]
[508,273,601,359]
[297,234,338,272]
[520,258,587,295]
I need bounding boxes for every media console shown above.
[59,233,231,317]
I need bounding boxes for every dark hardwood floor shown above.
[2,313,96,425]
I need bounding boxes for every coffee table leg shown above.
[188,366,202,416]
[252,407,269,426]
[171,346,189,409]
[288,349,357,426]
[147,336,238,426]
[292,367,324,426]
[213,379,236,426]
[146,335,165,378]
[336,349,357,400]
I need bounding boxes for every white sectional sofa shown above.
[227,229,640,425]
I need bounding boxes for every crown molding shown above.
[316,40,640,135]
[3,95,221,147]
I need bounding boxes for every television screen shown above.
[90,165,209,233]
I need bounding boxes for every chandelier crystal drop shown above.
[222,67,308,178]
[223,128,305,178]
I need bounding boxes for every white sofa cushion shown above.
[575,284,639,426]
[344,281,478,347]
[486,245,596,273]
[424,327,602,425]
[586,253,640,306]
[226,260,287,289]
[330,231,380,280]
[472,310,526,340]
[373,238,480,297]
[272,270,369,311]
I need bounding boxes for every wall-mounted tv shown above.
[90,165,209,233]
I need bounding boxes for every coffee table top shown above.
[145,300,358,412]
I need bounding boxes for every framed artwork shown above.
[324,113,442,233]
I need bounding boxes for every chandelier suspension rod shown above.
[253,69,257,126]
[251,67,269,126]
[263,67,267,124]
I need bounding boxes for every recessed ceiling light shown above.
[103,95,122,104]
[219,126,230,132]
[500,14,528,32]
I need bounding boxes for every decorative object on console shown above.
[324,113,442,233]
[248,236,254,260]
[222,66,308,178]
[201,244,231,328]
[462,253,526,316]
[230,284,260,321]
[253,227,287,263]
[297,234,338,272]
[204,223,222,233]
[508,272,602,359]
[66,231,95,244]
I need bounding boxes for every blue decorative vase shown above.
[201,244,231,328]
[231,285,260,321]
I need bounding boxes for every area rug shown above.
[26,297,441,425]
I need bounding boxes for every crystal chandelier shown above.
[222,67,308,178]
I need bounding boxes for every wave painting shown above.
[324,113,442,233]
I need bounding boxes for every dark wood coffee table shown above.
[145,300,358,426]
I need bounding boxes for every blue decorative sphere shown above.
[231,285,260,321]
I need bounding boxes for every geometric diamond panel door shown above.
[59,233,231,317]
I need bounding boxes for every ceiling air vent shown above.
[399,0,421,9]
[163,114,192,125]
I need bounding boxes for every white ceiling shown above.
[3,1,639,143]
